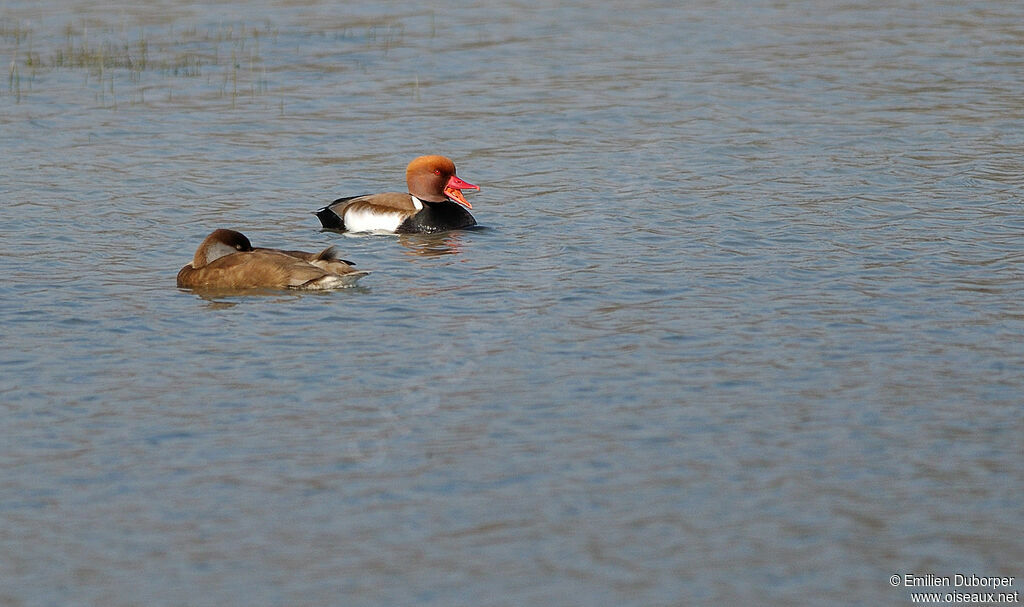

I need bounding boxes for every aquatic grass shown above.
[8,58,19,103]
[1,19,282,107]
[2,17,31,102]
[1,16,410,108]
[0,18,31,44]
[49,36,203,78]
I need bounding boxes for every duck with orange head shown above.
[315,155,480,234]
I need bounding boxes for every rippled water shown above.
[2,0,1022,604]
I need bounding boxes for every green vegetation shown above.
[2,18,282,106]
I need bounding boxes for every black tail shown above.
[315,206,344,230]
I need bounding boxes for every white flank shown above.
[303,272,369,290]
[343,207,405,233]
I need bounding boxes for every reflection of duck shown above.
[398,232,465,257]
[315,155,479,234]
[177,229,368,290]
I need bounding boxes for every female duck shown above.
[177,229,368,290]
[315,155,480,234]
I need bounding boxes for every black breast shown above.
[396,200,477,234]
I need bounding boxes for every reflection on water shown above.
[181,286,352,306]
[398,231,468,257]
[2,0,1023,605]
[318,229,474,257]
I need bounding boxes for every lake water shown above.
[2,0,1022,605]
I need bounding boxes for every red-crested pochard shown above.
[315,155,480,234]
[177,229,368,290]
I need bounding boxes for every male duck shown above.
[315,155,480,234]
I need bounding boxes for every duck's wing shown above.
[315,193,418,231]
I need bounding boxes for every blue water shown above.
[1,0,1022,604]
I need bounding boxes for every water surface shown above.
[2,0,1022,605]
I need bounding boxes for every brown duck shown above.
[177,229,368,290]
